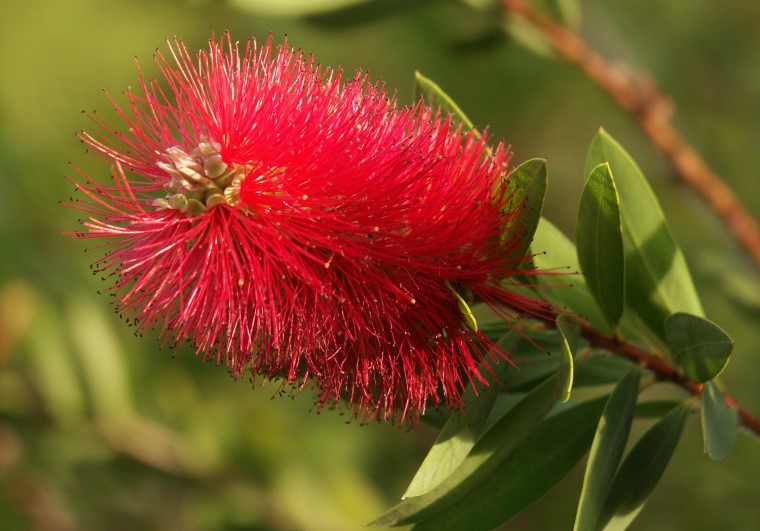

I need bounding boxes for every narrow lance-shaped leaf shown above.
[412,396,609,531]
[573,369,640,531]
[413,71,474,131]
[598,402,689,530]
[585,129,703,339]
[576,162,625,328]
[531,218,612,335]
[501,158,547,265]
[701,381,738,461]
[402,331,520,498]
[665,312,734,383]
[556,317,575,403]
[370,363,567,528]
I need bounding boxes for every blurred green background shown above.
[1,0,759,529]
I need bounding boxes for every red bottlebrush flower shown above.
[68,34,552,424]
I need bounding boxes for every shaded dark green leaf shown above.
[403,331,520,498]
[585,129,703,339]
[410,396,609,531]
[598,403,689,529]
[574,354,636,387]
[573,369,640,531]
[701,381,738,461]
[370,369,564,527]
[576,162,624,328]
[665,312,733,383]
[634,400,682,418]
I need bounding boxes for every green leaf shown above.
[413,71,474,131]
[502,158,547,264]
[598,403,689,530]
[370,369,564,527]
[496,337,560,392]
[701,381,738,461]
[574,354,635,387]
[450,288,478,332]
[585,129,704,339]
[665,312,734,383]
[409,396,609,531]
[527,0,582,27]
[402,331,520,498]
[556,318,575,403]
[634,400,682,418]
[573,369,640,531]
[576,162,625,328]
[229,0,369,17]
[531,218,612,335]
[502,14,555,58]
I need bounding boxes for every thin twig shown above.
[501,0,760,272]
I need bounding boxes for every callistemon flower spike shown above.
[67,33,554,425]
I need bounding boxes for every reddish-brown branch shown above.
[501,0,760,272]
[576,321,760,438]
[577,323,702,395]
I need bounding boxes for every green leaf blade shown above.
[402,331,520,498]
[665,312,734,383]
[598,403,689,530]
[585,129,703,339]
[502,158,548,264]
[576,162,625,328]
[371,366,566,528]
[531,218,612,335]
[413,71,474,131]
[556,318,575,403]
[410,396,609,531]
[701,381,738,461]
[573,369,641,531]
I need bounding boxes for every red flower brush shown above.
[68,34,552,424]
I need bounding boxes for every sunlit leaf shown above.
[585,129,703,339]
[556,317,575,402]
[598,403,689,530]
[304,0,418,27]
[701,381,738,461]
[413,71,474,130]
[502,158,547,264]
[450,287,478,332]
[665,312,733,383]
[402,331,520,498]
[573,369,640,531]
[576,162,624,328]
[410,396,609,531]
[231,0,369,16]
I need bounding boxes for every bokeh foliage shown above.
[1,0,759,529]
